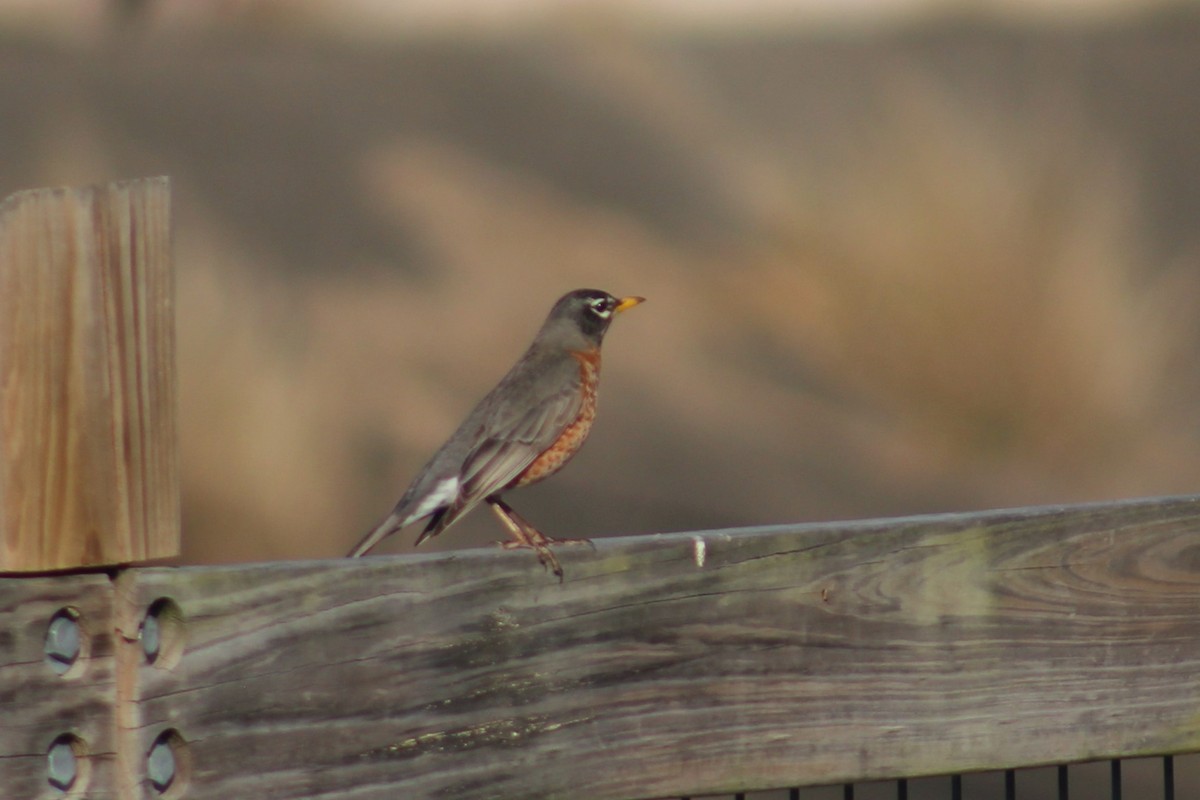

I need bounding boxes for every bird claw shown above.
[495,539,566,583]
[498,536,593,549]
[540,548,565,584]
[488,498,593,583]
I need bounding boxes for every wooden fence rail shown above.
[6,496,1200,798]
[4,180,1200,799]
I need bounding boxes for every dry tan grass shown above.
[732,74,1200,502]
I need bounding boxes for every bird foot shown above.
[488,498,593,582]
[496,537,595,582]
[499,536,594,550]
[494,539,564,581]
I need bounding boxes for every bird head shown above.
[546,288,645,346]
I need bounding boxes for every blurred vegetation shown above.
[2,4,1199,567]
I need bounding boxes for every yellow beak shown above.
[614,296,646,313]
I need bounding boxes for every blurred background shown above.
[2,0,1199,569]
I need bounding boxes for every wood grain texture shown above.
[114,496,1200,800]
[0,573,120,798]
[0,177,178,571]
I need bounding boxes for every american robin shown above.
[347,288,644,579]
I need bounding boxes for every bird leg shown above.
[487,497,593,582]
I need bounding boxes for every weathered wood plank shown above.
[0,177,178,571]
[115,495,1200,800]
[0,573,120,798]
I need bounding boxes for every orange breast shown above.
[513,348,600,487]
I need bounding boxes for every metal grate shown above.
[678,754,1194,800]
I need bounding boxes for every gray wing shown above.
[462,380,584,499]
[413,355,584,543]
[348,352,583,556]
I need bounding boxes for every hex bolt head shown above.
[147,735,176,792]
[141,612,161,662]
[147,729,189,795]
[44,608,82,675]
[46,739,76,790]
[141,598,185,669]
[46,733,86,792]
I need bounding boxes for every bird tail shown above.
[346,512,405,558]
[412,508,449,548]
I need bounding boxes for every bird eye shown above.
[587,297,613,317]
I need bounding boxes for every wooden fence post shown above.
[0,177,179,572]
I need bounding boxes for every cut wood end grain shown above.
[0,178,179,572]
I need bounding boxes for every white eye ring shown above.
[587,298,613,318]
